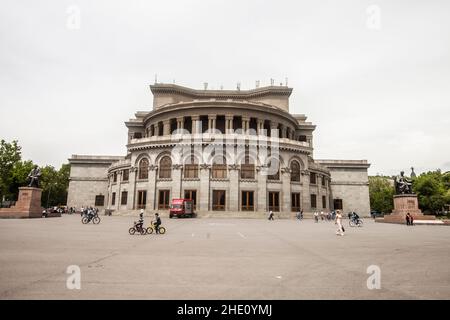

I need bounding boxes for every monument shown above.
[0,166,44,218]
[377,168,434,224]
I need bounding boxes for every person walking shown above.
[335,210,345,236]
[406,212,414,226]
[314,211,319,223]
[268,210,274,221]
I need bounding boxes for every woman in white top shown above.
[335,210,344,236]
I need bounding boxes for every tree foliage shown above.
[413,170,449,214]
[0,139,70,207]
[369,176,394,213]
[0,140,22,201]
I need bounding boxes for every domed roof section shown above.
[150,83,293,112]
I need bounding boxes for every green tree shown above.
[369,176,394,213]
[0,139,22,202]
[40,164,70,207]
[9,160,35,196]
[413,170,447,214]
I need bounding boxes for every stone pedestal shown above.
[377,194,434,224]
[0,187,44,218]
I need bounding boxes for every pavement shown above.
[0,215,449,299]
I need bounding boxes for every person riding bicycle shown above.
[135,209,144,229]
[153,213,162,233]
[350,211,360,222]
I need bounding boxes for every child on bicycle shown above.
[153,213,162,233]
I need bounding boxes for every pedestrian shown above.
[320,211,324,221]
[314,211,319,223]
[268,210,274,220]
[406,212,414,226]
[335,210,345,236]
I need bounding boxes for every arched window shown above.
[290,160,301,182]
[159,156,172,179]
[138,158,149,180]
[267,158,280,180]
[184,155,199,178]
[212,156,227,179]
[241,157,255,179]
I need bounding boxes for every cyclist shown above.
[154,213,162,233]
[135,209,144,231]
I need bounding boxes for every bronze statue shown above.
[394,171,413,194]
[27,165,41,188]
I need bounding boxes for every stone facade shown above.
[67,83,371,217]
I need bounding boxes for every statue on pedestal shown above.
[27,165,41,188]
[394,170,413,194]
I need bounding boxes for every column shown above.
[176,117,184,131]
[172,165,182,199]
[257,119,265,135]
[199,165,210,211]
[281,125,287,139]
[242,116,249,135]
[163,120,171,136]
[225,115,234,134]
[148,166,157,211]
[270,121,279,138]
[301,170,311,213]
[257,166,267,212]
[229,165,239,211]
[155,123,161,136]
[191,115,200,134]
[127,167,137,210]
[208,114,216,133]
[281,167,291,213]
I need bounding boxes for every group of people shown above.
[136,209,162,233]
[313,211,336,223]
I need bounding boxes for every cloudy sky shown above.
[1,0,449,176]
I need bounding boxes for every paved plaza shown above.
[0,215,449,299]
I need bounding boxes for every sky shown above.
[1,0,449,176]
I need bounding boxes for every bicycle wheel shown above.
[158,227,166,234]
[357,220,364,227]
[146,227,154,234]
[82,217,89,224]
[349,220,356,227]
[93,217,101,224]
[129,227,136,235]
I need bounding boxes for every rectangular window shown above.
[113,172,117,183]
[212,190,226,211]
[184,164,199,178]
[111,192,116,206]
[137,191,147,209]
[122,169,129,182]
[322,195,327,209]
[291,193,301,212]
[158,190,170,209]
[334,199,343,210]
[321,176,326,186]
[95,195,105,207]
[184,190,197,210]
[212,164,227,179]
[268,192,280,212]
[121,191,128,205]
[310,173,316,184]
[240,164,255,179]
[311,194,317,209]
[241,191,254,211]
